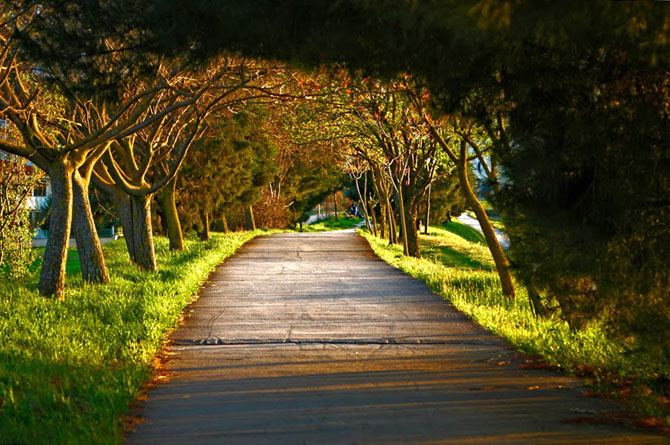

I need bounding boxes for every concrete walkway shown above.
[128,230,664,444]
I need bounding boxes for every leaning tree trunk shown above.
[457,140,515,297]
[71,170,110,283]
[38,163,74,299]
[157,177,183,251]
[221,214,230,233]
[198,210,210,241]
[354,175,372,233]
[245,206,256,231]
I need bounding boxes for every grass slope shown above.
[0,230,270,443]
[441,221,487,245]
[359,227,669,424]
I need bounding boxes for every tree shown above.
[331,76,440,257]
[0,153,42,278]
[495,32,670,351]
[176,108,278,237]
[257,95,346,228]
[91,59,229,269]
[424,115,515,298]
[0,7,180,296]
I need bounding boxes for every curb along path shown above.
[128,230,663,444]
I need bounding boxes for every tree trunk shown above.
[354,174,372,233]
[109,191,137,263]
[127,194,157,271]
[396,185,409,256]
[199,210,210,241]
[38,163,73,299]
[158,177,183,251]
[245,206,256,231]
[369,201,378,237]
[405,205,420,258]
[221,214,229,233]
[369,168,384,238]
[457,140,515,297]
[333,193,338,220]
[378,199,386,239]
[71,169,110,284]
[387,197,397,244]
[424,183,431,235]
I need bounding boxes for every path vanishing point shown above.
[128,230,666,444]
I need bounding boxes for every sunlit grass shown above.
[34,247,81,275]
[440,220,487,245]
[359,227,669,424]
[0,230,272,443]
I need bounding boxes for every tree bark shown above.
[396,185,410,256]
[121,194,157,271]
[221,214,230,233]
[198,210,210,241]
[457,140,515,297]
[132,194,157,271]
[38,163,73,299]
[369,168,385,238]
[424,183,431,235]
[387,196,397,244]
[354,174,372,233]
[245,206,256,231]
[369,201,378,237]
[333,193,338,220]
[404,204,420,258]
[108,190,137,263]
[158,177,183,251]
[71,169,110,284]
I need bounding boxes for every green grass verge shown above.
[359,227,669,423]
[440,220,487,245]
[0,230,272,443]
[302,215,361,232]
[34,247,81,275]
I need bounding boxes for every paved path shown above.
[128,230,664,444]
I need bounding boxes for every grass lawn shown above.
[302,214,361,232]
[34,247,81,275]
[441,220,487,245]
[0,230,272,443]
[359,225,669,426]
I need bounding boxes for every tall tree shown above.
[176,108,278,237]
